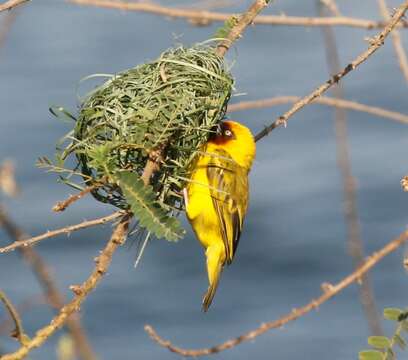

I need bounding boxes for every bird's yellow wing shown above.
[206,149,248,264]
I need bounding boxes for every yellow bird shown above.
[185,120,256,311]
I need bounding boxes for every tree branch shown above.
[215,0,271,57]
[0,214,130,360]
[68,0,408,30]
[0,290,28,346]
[254,0,408,142]
[319,0,383,336]
[0,160,19,198]
[377,0,408,83]
[0,0,29,12]
[145,228,408,356]
[52,184,101,212]
[0,206,97,360]
[402,175,408,191]
[227,95,408,124]
[0,211,123,253]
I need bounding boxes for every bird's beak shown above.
[215,124,222,136]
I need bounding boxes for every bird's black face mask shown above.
[209,122,236,142]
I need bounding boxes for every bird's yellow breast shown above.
[186,155,224,250]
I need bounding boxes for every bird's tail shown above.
[202,254,223,312]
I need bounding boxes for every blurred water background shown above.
[0,0,408,359]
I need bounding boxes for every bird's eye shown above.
[224,129,232,137]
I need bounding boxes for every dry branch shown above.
[0,206,97,360]
[0,160,19,197]
[254,0,408,142]
[68,0,408,30]
[402,176,408,191]
[0,211,123,253]
[52,184,100,212]
[227,95,408,124]
[0,296,44,337]
[0,0,29,12]
[0,215,130,360]
[215,0,270,57]
[145,228,408,356]
[377,0,408,83]
[0,291,28,345]
[320,0,382,336]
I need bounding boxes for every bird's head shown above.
[209,120,256,170]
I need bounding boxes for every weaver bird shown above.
[185,120,256,311]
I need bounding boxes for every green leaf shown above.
[368,336,391,349]
[384,308,403,321]
[393,333,406,349]
[113,171,184,241]
[359,350,384,360]
[402,320,408,332]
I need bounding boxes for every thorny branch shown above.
[0,290,28,345]
[377,0,408,83]
[0,211,123,253]
[227,95,408,124]
[52,183,101,212]
[145,229,408,356]
[215,0,271,57]
[0,206,97,360]
[0,214,130,360]
[0,0,29,12]
[319,0,383,336]
[402,176,408,191]
[254,0,408,142]
[0,296,44,336]
[0,160,19,197]
[69,0,408,30]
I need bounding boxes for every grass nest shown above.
[48,44,234,240]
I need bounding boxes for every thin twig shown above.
[0,215,130,360]
[227,95,408,124]
[402,175,408,191]
[0,296,44,336]
[0,206,98,360]
[0,0,29,12]
[254,0,408,142]
[0,290,28,345]
[0,211,123,253]
[215,0,271,57]
[319,0,383,336]
[0,160,19,197]
[52,183,100,212]
[377,0,408,83]
[141,148,164,186]
[145,229,408,356]
[68,0,408,30]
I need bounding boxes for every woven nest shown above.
[58,44,233,214]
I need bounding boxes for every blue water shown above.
[0,0,407,359]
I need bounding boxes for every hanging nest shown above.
[47,44,234,240]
